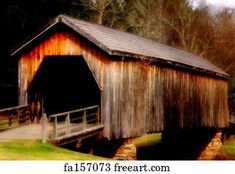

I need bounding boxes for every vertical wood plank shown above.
[41,113,47,143]
[83,110,87,130]
[66,113,71,135]
[96,106,100,125]
[54,117,57,138]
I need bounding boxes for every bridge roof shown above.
[11,15,229,79]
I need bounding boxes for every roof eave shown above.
[110,50,230,79]
[10,15,113,57]
[10,18,60,57]
[10,15,229,79]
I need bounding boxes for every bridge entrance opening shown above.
[27,56,101,116]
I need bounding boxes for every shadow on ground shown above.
[62,136,125,158]
[137,128,218,160]
[62,128,222,160]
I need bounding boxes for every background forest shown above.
[1,0,235,110]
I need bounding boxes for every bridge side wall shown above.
[18,29,229,139]
[106,60,229,138]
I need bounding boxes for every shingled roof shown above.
[11,14,229,78]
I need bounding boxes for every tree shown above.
[79,0,127,28]
[125,0,165,41]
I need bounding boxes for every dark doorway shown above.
[28,56,101,115]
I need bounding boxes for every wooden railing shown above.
[0,105,30,131]
[48,105,100,139]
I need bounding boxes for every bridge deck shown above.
[0,105,103,144]
[0,123,46,140]
[52,125,104,145]
[0,122,103,143]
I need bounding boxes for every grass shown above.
[0,140,107,160]
[132,133,162,147]
[215,137,235,160]
[1,133,234,160]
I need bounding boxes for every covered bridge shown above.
[11,15,229,139]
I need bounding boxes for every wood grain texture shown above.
[18,31,229,139]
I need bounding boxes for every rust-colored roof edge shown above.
[110,50,230,79]
[10,15,113,57]
[10,17,60,57]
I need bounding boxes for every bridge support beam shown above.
[41,113,47,143]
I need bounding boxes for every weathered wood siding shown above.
[106,60,229,138]
[18,30,229,139]
[18,31,107,105]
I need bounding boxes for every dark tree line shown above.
[0,0,74,107]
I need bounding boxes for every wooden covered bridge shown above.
[1,14,230,143]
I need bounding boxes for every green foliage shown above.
[0,140,106,160]
[132,133,162,147]
[221,138,235,154]
[215,137,235,160]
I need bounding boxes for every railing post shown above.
[96,106,100,125]
[41,113,47,143]
[8,112,13,127]
[54,117,58,138]
[25,106,29,124]
[83,110,87,130]
[66,113,71,135]
[17,108,20,124]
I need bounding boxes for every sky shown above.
[204,0,235,8]
[191,0,235,9]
